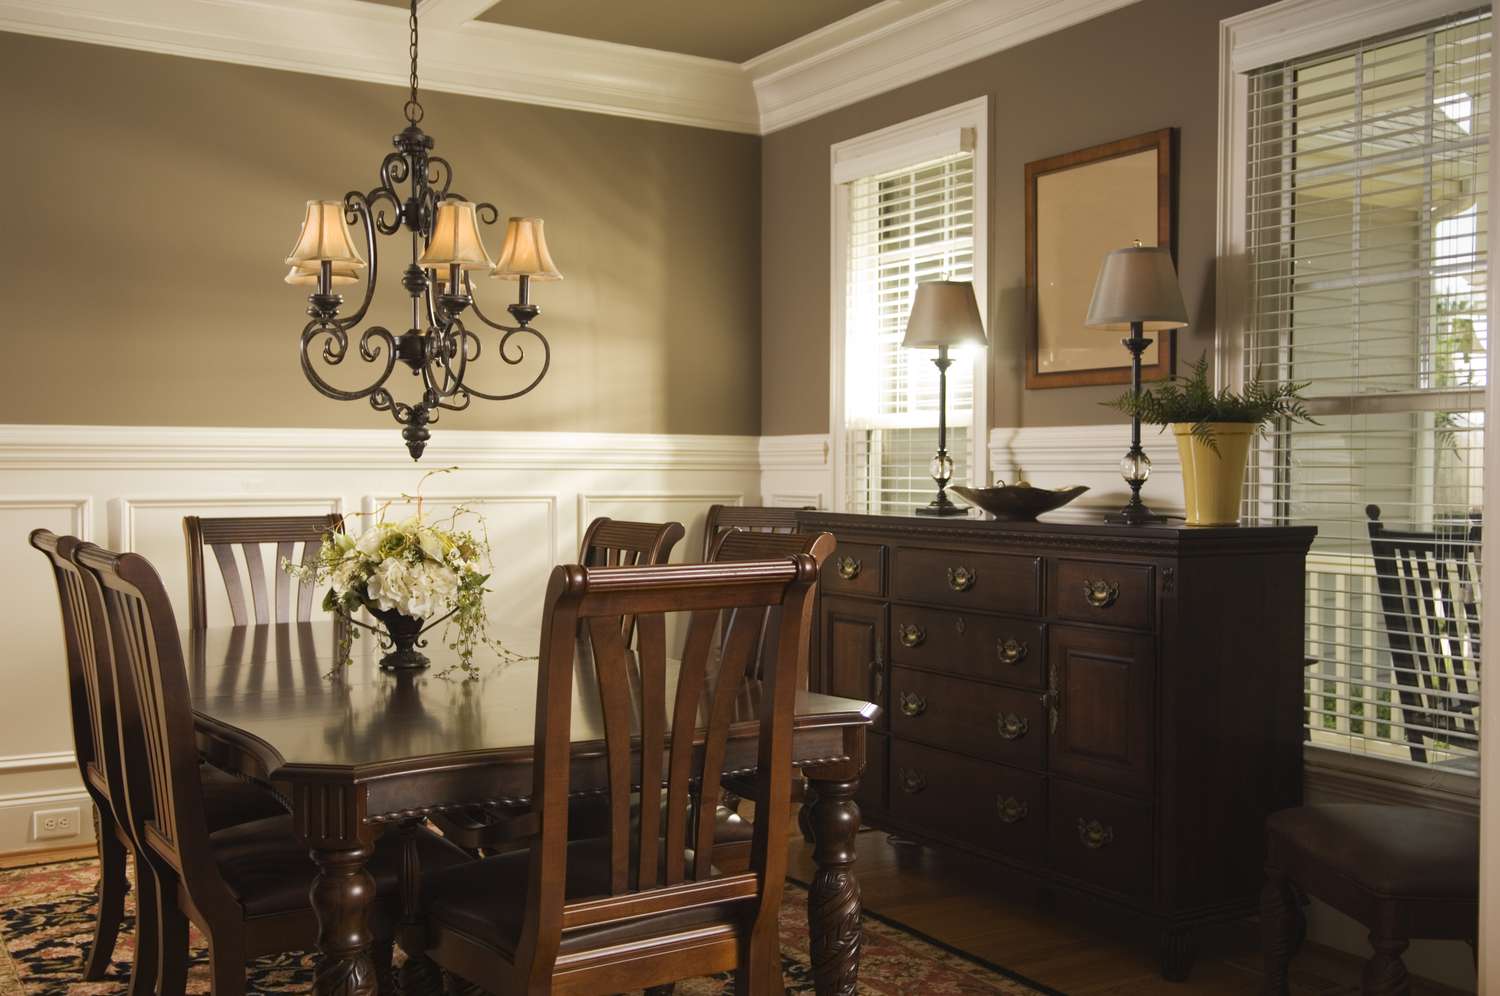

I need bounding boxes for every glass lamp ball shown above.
[1120,450,1152,485]
[930,452,955,482]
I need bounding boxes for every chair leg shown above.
[644,986,676,996]
[126,862,162,996]
[733,928,784,996]
[154,883,191,996]
[1260,867,1303,995]
[1362,932,1410,996]
[372,939,397,995]
[83,825,128,980]
[208,933,248,996]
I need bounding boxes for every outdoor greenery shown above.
[1104,356,1318,452]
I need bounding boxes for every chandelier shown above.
[285,0,560,460]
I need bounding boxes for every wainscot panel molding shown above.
[0,422,766,854]
[758,434,832,513]
[988,424,1187,521]
[0,0,1147,136]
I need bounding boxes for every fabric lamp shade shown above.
[284,261,361,286]
[901,280,987,349]
[1085,244,1189,331]
[285,200,366,268]
[418,199,494,271]
[491,217,562,281]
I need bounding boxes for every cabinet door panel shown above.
[818,596,889,730]
[1047,625,1154,797]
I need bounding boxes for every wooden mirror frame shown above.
[1024,127,1178,389]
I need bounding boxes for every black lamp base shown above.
[1105,505,1168,525]
[914,494,968,517]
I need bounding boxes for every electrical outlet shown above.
[32,806,82,841]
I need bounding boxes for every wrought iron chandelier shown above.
[285,0,560,460]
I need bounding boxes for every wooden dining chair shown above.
[183,513,343,629]
[71,541,471,996]
[430,517,686,856]
[419,537,833,995]
[702,504,810,560]
[1364,505,1482,764]
[30,530,290,994]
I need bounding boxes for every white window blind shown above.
[843,152,976,514]
[1243,10,1489,768]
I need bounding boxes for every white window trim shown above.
[828,96,991,512]
[1214,0,1494,815]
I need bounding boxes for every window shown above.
[1242,10,1489,767]
[831,100,989,515]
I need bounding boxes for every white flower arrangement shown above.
[283,490,519,677]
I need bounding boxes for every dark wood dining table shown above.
[184,621,877,996]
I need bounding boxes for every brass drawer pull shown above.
[1077,817,1114,850]
[836,556,863,581]
[997,637,1028,664]
[898,623,926,648]
[1083,579,1119,608]
[996,712,1029,740]
[997,796,1029,824]
[898,691,927,717]
[897,767,927,795]
[946,566,977,592]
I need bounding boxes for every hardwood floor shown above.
[786,828,1467,995]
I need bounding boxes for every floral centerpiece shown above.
[284,502,504,676]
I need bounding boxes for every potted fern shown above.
[1104,358,1316,526]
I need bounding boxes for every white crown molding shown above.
[752,0,1144,133]
[0,0,1143,136]
[0,424,764,472]
[0,0,759,133]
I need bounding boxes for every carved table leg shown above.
[1363,933,1410,996]
[1159,926,1197,982]
[309,842,380,996]
[805,774,862,996]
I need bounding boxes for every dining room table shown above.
[183,619,878,996]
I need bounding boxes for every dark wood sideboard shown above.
[796,511,1316,980]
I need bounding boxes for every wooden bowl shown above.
[949,483,1089,522]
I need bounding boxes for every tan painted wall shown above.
[0,32,762,435]
[760,0,1275,435]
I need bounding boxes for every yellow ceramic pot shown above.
[1171,422,1255,526]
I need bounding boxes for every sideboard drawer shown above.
[890,740,1044,863]
[889,667,1045,770]
[1048,779,1153,901]
[892,547,1041,615]
[827,541,886,597]
[1049,559,1154,630]
[889,604,1044,689]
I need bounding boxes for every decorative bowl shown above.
[949,482,1090,522]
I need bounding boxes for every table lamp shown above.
[901,280,988,516]
[1085,242,1188,525]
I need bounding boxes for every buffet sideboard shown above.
[796,511,1316,980]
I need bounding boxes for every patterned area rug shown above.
[0,857,1052,994]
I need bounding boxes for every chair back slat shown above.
[1365,504,1482,762]
[29,532,119,806]
[517,537,832,975]
[184,514,343,628]
[691,604,768,873]
[701,504,811,560]
[75,544,215,876]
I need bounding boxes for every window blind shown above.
[1243,10,1489,768]
[843,152,975,514]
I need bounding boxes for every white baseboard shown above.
[0,785,95,854]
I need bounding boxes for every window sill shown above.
[1304,745,1479,816]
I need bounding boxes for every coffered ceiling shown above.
[475,0,884,64]
[0,0,1143,133]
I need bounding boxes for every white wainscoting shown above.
[0,423,764,854]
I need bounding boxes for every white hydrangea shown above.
[365,556,459,619]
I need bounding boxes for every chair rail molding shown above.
[0,0,1145,136]
[1214,0,1483,390]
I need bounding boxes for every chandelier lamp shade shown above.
[286,0,561,460]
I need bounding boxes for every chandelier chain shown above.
[404,0,423,124]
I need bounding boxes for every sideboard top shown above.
[796,510,1317,556]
